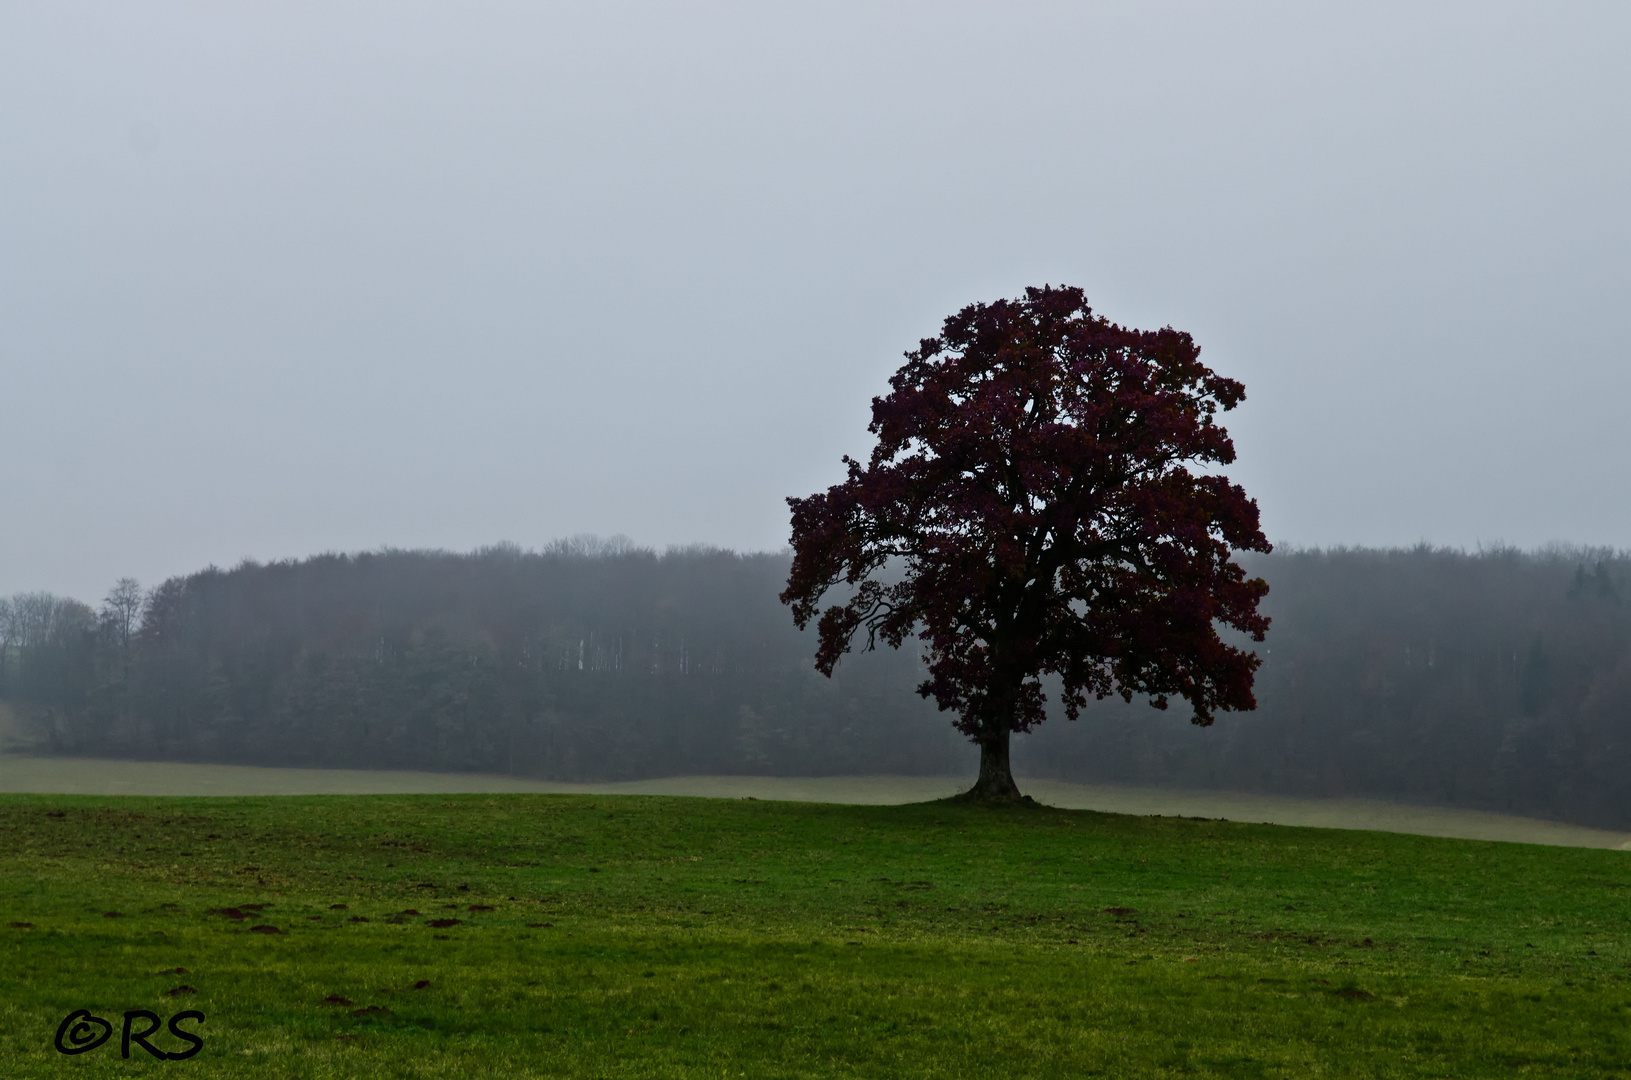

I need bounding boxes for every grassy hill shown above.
[3,793,1629,1077]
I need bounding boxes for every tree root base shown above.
[949,790,1039,807]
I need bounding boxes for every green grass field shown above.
[3,793,1630,1078]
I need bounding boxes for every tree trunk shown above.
[959,722,1027,803]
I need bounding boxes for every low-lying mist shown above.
[2,543,1628,828]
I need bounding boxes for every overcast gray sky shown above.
[3,1,1628,602]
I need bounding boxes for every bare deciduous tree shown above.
[101,578,145,655]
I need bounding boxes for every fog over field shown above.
[3,4,1628,832]
[3,1,1630,600]
[4,545,1630,830]
[3,755,1626,850]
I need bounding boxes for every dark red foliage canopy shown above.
[781,286,1270,786]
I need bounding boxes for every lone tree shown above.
[780,285,1271,803]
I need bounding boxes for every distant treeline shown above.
[1012,547,1631,829]
[0,541,966,780]
[2,542,1629,827]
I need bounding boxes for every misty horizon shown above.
[7,542,1629,830]
[13,534,1631,612]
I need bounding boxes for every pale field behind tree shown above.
[0,720,1625,851]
